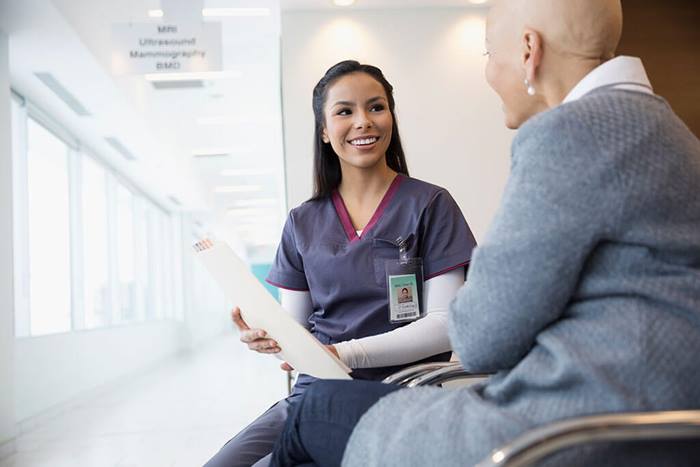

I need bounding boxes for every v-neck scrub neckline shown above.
[331,174,405,243]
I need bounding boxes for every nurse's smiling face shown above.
[322,72,393,172]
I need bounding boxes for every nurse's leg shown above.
[270,380,402,467]
[204,399,290,467]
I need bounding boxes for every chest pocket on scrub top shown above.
[371,238,400,286]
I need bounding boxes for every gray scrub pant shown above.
[204,399,291,467]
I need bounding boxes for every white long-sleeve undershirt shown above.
[279,267,465,369]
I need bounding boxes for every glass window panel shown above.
[165,215,176,319]
[26,118,72,335]
[116,184,136,323]
[172,220,184,322]
[144,206,156,319]
[11,97,30,337]
[160,214,171,318]
[152,210,164,319]
[159,212,171,319]
[82,156,110,328]
[132,198,148,322]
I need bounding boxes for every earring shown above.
[524,79,536,96]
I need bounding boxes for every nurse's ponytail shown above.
[310,60,409,200]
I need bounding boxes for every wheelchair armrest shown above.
[383,361,491,387]
[382,362,458,386]
[405,363,490,388]
[476,410,700,467]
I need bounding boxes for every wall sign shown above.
[111,22,222,75]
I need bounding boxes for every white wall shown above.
[0,30,17,447]
[281,8,514,241]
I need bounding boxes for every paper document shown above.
[193,239,352,380]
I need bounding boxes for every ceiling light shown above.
[151,80,204,90]
[333,0,355,6]
[468,0,489,4]
[144,70,242,82]
[215,186,262,194]
[193,146,257,157]
[202,8,271,17]
[148,9,164,17]
[221,169,275,176]
[192,148,232,158]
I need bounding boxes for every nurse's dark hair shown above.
[310,60,409,200]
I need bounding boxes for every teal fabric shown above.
[343,90,700,466]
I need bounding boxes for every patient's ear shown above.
[522,28,543,84]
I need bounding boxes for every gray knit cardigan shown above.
[343,89,700,467]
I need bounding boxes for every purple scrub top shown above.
[266,174,476,380]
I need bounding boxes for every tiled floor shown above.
[0,336,288,467]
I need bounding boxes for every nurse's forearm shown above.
[335,268,464,368]
[334,311,451,368]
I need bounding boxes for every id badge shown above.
[386,258,424,323]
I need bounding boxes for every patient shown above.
[269,0,700,465]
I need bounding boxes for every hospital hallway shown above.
[0,336,286,467]
[2,0,698,465]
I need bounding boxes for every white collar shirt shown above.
[563,55,654,104]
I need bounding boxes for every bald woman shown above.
[269,1,700,465]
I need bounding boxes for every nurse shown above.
[204,60,476,467]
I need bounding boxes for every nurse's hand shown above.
[231,307,281,354]
[279,345,339,372]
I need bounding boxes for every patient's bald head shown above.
[490,0,622,61]
[484,0,623,128]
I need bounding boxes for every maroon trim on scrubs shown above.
[332,192,358,243]
[425,260,470,280]
[332,174,405,243]
[265,278,309,292]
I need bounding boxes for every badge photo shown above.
[389,273,420,322]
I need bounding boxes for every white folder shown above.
[193,239,352,380]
